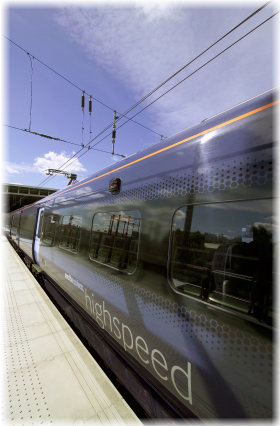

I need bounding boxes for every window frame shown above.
[89,210,141,275]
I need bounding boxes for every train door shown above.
[34,207,44,265]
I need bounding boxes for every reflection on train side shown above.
[42,214,58,246]
[89,210,141,273]
[10,214,20,242]
[170,200,274,322]
[59,215,82,254]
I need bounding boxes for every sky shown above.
[1,0,278,192]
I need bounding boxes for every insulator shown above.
[89,98,92,113]
[81,91,85,109]
[112,129,116,139]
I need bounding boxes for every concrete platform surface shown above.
[1,236,143,426]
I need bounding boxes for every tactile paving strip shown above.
[1,237,142,425]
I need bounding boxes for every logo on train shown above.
[65,273,84,292]
[84,286,193,405]
[64,270,192,405]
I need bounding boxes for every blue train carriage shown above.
[4,88,278,419]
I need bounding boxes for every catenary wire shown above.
[9,128,127,210]
[0,123,81,146]
[58,5,277,160]
[8,5,276,208]
[6,2,272,170]
[4,1,271,141]
[10,8,278,208]
[3,125,126,157]
[37,149,91,188]
[6,125,125,210]
[4,36,165,138]
[114,1,272,122]
[79,10,279,152]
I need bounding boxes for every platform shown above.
[1,236,143,425]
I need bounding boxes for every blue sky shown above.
[2,1,278,191]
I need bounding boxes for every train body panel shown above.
[4,89,277,419]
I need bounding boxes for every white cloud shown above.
[138,3,176,22]
[7,166,19,174]
[33,151,87,174]
[4,161,37,174]
[173,209,186,220]
[4,151,87,176]
[54,5,273,137]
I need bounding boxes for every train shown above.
[3,88,278,419]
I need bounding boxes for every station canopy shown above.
[2,183,58,213]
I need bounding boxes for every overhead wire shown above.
[8,3,276,209]
[6,2,272,156]
[114,1,272,122]
[10,6,277,209]
[115,11,279,127]
[10,122,130,209]
[61,0,279,160]
[5,1,272,144]
[4,35,164,138]
[3,124,126,156]
[0,123,81,146]
[6,123,125,210]
[76,9,279,153]
[0,123,126,208]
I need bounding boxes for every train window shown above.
[42,215,58,246]
[170,199,275,321]
[59,215,82,253]
[89,210,141,273]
